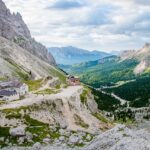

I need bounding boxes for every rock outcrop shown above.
[0,0,56,65]
[120,43,150,74]
[9,127,25,137]
[84,125,150,150]
[2,124,150,150]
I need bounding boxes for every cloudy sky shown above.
[3,0,150,51]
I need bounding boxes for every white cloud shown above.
[3,0,150,51]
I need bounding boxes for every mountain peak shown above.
[0,0,11,17]
[15,12,22,19]
[0,0,6,8]
[0,0,56,65]
[0,0,31,39]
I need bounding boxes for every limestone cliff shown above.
[0,0,56,65]
[120,43,150,74]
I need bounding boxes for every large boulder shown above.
[33,142,41,150]
[68,134,80,144]
[9,127,25,137]
[43,138,51,143]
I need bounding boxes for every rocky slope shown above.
[48,46,110,65]
[84,124,150,150]
[0,0,55,65]
[0,0,62,80]
[0,85,112,149]
[0,36,64,80]
[120,43,150,74]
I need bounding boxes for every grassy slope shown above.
[0,36,66,83]
[2,57,66,84]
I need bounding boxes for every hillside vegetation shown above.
[63,44,150,108]
[91,88,120,112]
[104,76,150,108]
[65,56,139,88]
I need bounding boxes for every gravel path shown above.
[33,77,59,93]
[0,86,82,110]
[111,93,128,105]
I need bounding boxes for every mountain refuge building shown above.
[0,80,28,101]
[67,75,80,86]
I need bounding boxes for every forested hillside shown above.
[64,56,139,88]
[104,76,150,108]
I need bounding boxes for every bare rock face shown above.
[120,43,150,74]
[0,0,30,39]
[0,0,56,65]
[134,60,147,74]
[84,125,150,150]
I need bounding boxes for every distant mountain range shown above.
[48,46,111,65]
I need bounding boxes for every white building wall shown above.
[19,84,29,95]
[3,94,20,101]
[15,84,29,96]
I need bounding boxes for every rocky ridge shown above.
[0,0,56,65]
[120,43,150,74]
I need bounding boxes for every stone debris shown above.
[68,135,80,144]
[9,127,25,137]
[43,138,51,143]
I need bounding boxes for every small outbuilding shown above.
[67,75,80,86]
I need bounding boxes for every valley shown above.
[0,0,150,149]
[60,44,150,132]
[62,44,150,108]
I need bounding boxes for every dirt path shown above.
[111,93,128,105]
[97,88,128,106]
[0,86,82,110]
[33,77,59,93]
